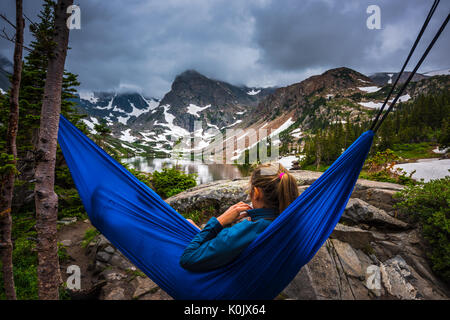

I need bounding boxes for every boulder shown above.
[330,224,374,250]
[132,276,159,299]
[342,198,409,230]
[380,256,419,300]
[103,286,126,300]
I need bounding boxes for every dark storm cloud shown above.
[0,0,449,97]
[251,0,450,77]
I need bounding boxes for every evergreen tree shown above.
[16,0,85,157]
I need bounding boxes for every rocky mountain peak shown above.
[160,70,260,109]
[247,67,376,126]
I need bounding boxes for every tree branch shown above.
[0,13,16,30]
[0,26,31,52]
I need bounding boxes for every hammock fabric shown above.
[58,115,374,299]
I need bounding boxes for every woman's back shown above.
[180,163,299,272]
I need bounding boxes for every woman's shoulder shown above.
[231,216,272,233]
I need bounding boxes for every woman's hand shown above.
[217,202,252,227]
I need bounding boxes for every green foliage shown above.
[300,118,367,169]
[391,142,439,160]
[57,243,71,263]
[9,238,38,300]
[94,119,111,137]
[0,153,19,176]
[81,228,101,248]
[181,206,217,226]
[152,167,197,199]
[7,0,84,158]
[438,118,450,148]
[394,177,450,283]
[361,149,416,185]
[0,212,38,300]
[376,91,449,151]
[127,166,153,189]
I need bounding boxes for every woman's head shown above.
[248,163,299,214]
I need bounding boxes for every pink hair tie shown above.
[279,172,285,179]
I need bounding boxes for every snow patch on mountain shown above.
[359,101,384,109]
[358,86,381,93]
[247,89,261,96]
[154,105,190,140]
[359,94,411,109]
[223,119,243,129]
[268,117,295,138]
[94,96,115,110]
[186,104,211,117]
[120,129,137,143]
[143,96,159,110]
[82,117,99,134]
[291,128,303,139]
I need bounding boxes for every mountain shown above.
[73,70,276,156]
[369,72,428,86]
[0,55,13,94]
[247,67,376,125]
[422,68,450,77]
[74,91,159,129]
[129,69,275,141]
[73,67,449,159]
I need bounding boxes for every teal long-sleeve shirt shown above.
[179,208,278,272]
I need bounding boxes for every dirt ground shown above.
[57,219,97,293]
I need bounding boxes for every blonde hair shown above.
[249,163,299,214]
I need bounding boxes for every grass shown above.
[181,205,217,226]
[391,142,441,160]
[81,228,100,248]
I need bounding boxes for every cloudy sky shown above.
[0,0,449,98]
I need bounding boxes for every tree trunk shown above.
[34,0,73,300]
[0,0,24,301]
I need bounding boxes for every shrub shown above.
[152,167,197,199]
[81,228,100,248]
[362,149,416,185]
[394,176,450,283]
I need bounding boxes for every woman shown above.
[179,163,299,272]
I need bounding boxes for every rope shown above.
[372,11,450,133]
[369,0,440,131]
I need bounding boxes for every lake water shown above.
[123,157,247,184]
[394,158,450,182]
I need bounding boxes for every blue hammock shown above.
[58,115,374,300]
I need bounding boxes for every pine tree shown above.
[17,0,83,158]
[94,119,112,148]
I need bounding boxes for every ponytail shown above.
[276,166,300,213]
[249,163,299,214]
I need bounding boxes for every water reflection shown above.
[123,157,248,185]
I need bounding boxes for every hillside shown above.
[72,67,449,160]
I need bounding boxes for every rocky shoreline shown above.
[62,170,449,300]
